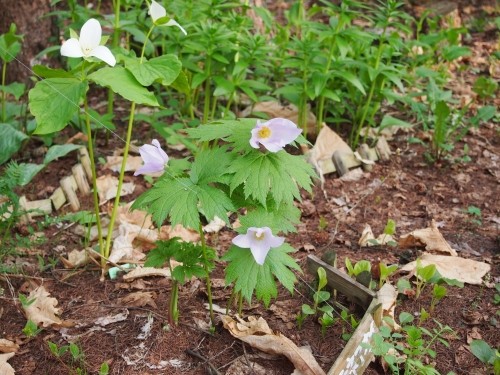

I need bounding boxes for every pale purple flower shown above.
[149,0,187,35]
[232,227,285,265]
[60,19,116,67]
[134,139,169,176]
[250,118,302,152]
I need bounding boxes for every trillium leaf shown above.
[29,78,88,134]
[43,144,82,165]
[0,82,26,100]
[32,65,74,79]
[88,67,159,106]
[124,54,182,87]
[0,124,28,165]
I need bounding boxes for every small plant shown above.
[494,283,500,305]
[47,340,107,375]
[297,266,333,334]
[369,312,455,374]
[470,339,500,374]
[414,260,438,299]
[466,205,482,226]
[340,309,359,341]
[379,262,398,289]
[473,76,498,100]
[345,258,372,288]
[22,320,42,338]
[145,237,215,325]
[430,284,447,312]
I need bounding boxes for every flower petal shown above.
[267,118,302,146]
[79,18,102,50]
[134,162,165,176]
[268,235,285,249]
[232,233,252,249]
[165,19,187,35]
[249,241,271,265]
[149,0,167,23]
[60,38,83,58]
[89,45,116,66]
[151,139,169,163]
[139,144,166,165]
[260,140,283,152]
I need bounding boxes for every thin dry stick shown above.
[185,349,222,375]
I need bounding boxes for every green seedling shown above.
[470,339,500,374]
[466,205,482,226]
[430,284,447,312]
[340,309,359,341]
[22,320,42,338]
[415,260,438,299]
[145,237,215,325]
[494,283,500,305]
[379,262,398,289]
[368,312,455,374]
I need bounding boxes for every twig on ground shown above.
[185,349,222,375]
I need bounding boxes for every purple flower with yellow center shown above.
[134,139,169,176]
[60,18,116,67]
[231,227,285,265]
[250,118,302,152]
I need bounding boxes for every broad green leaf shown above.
[0,23,22,62]
[124,54,182,87]
[0,123,28,165]
[379,115,413,130]
[332,71,366,95]
[88,67,159,106]
[32,65,74,79]
[317,266,327,290]
[171,70,190,95]
[470,340,496,364]
[442,46,471,62]
[399,311,414,325]
[17,163,45,186]
[43,144,82,165]
[238,203,300,234]
[302,304,315,315]
[0,82,26,99]
[383,219,396,236]
[29,78,88,134]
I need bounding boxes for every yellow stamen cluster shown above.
[257,126,271,139]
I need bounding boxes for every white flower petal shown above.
[261,141,283,152]
[60,38,84,58]
[165,19,187,35]
[232,233,252,249]
[250,241,271,265]
[89,45,116,66]
[150,0,167,22]
[79,18,102,51]
[268,235,285,248]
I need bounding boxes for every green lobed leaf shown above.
[0,123,28,165]
[88,67,159,106]
[223,243,300,307]
[238,202,301,234]
[29,78,88,134]
[124,54,182,87]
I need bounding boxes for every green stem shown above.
[202,57,212,123]
[170,279,179,324]
[1,61,7,122]
[352,30,386,147]
[102,101,136,262]
[237,292,243,316]
[83,97,104,265]
[199,224,215,325]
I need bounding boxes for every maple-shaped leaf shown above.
[229,150,315,206]
[238,202,301,234]
[223,243,300,307]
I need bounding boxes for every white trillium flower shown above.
[60,18,116,67]
[250,118,302,152]
[149,0,187,35]
[232,227,285,265]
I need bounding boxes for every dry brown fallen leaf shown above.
[104,155,143,173]
[307,125,353,184]
[0,352,15,375]
[399,220,458,256]
[60,248,98,269]
[123,266,171,281]
[23,285,62,327]
[118,291,157,309]
[163,224,200,242]
[377,283,399,331]
[113,201,152,228]
[401,253,491,285]
[222,315,326,375]
[0,339,19,354]
[96,175,135,205]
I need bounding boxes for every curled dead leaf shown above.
[400,253,490,285]
[23,285,63,327]
[0,352,15,375]
[123,266,171,281]
[399,220,458,256]
[118,291,157,308]
[0,339,19,354]
[222,315,326,375]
